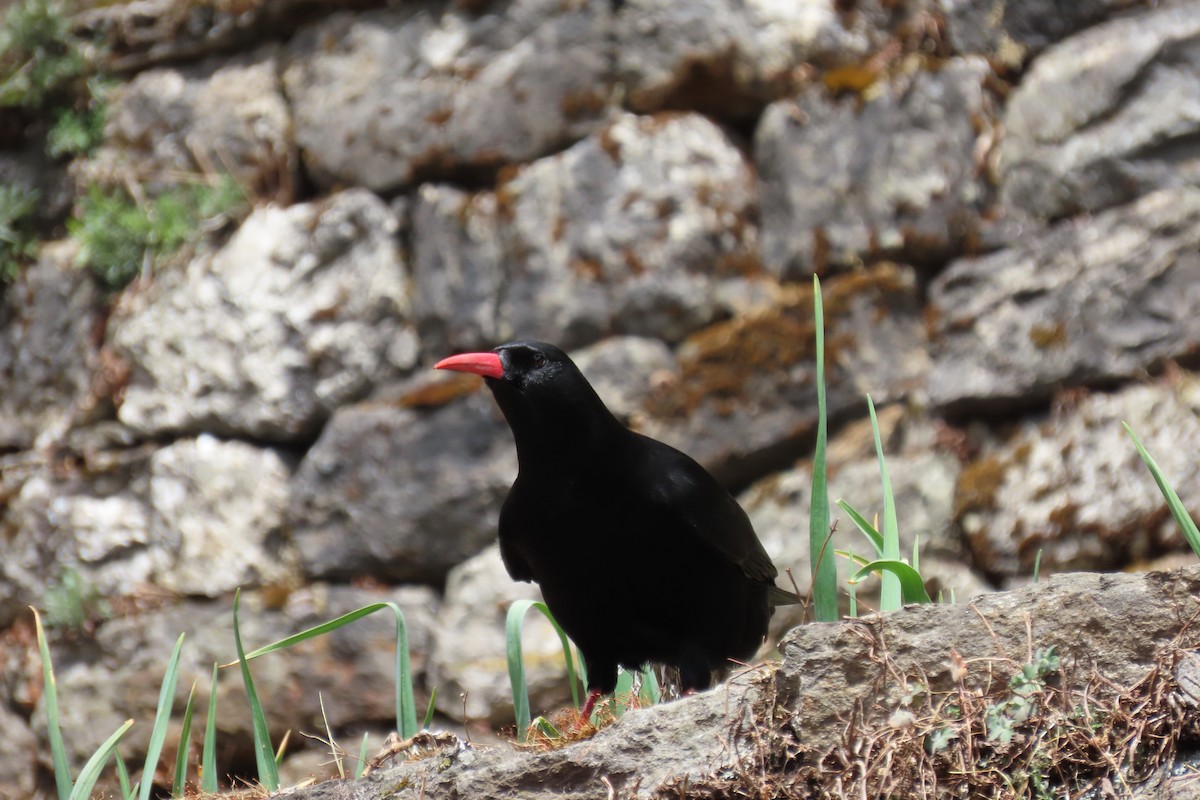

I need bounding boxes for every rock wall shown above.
[1,0,1199,795]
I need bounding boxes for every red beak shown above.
[434,352,505,379]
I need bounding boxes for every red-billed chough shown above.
[435,341,796,717]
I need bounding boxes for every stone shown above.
[998,4,1200,223]
[83,46,295,201]
[0,701,37,800]
[289,392,515,584]
[614,0,862,121]
[0,246,105,450]
[412,112,760,352]
[943,0,1144,64]
[426,547,570,726]
[277,567,1200,800]
[149,435,295,597]
[283,0,613,192]
[111,189,417,442]
[927,189,1200,414]
[757,57,994,277]
[957,376,1200,581]
[637,264,930,487]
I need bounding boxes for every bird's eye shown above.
[530,352,546,368]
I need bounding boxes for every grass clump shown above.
[41,568,111,633]
[70,176,247,290]
[0,0,86,110]
[0,0,107,159]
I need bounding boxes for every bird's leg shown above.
[578,688,603,724]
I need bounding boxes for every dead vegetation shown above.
[663,625,1200,799]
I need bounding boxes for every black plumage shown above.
[435,341,792,705]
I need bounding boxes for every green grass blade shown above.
[115,751,132,800]
[232,590,279,792]
[505,599,535,739]
[237,603,391,661]
[1032,549,1043,584]
[70,720,134,800]
[355,732,370,780]
[32,607,72,800]
[640,666,660,705]
[849,559,932,604]
[234,601,418,738]
[612,669,634,719]
[810,275,837,622]
[171,681,198,798]
[533,716,562,738]
[1124,422,1200,556]
[390,603,417,737]
[139,633,185,800]
[423,688,438,730]
[911,535,920,574]
[201,663,219,793]
[836,500,885,556]
[868,395,902,612]
[505,599,580,741]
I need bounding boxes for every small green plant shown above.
[984,646,1061,744]
[70,176,247,290]
[0,0,86,109]
[46,77,108,158]
[42,568,111,631]
[809,275,837,622]
[838,395,932,609]
[0,183,39,285]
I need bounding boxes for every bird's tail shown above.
[768,585,801,606]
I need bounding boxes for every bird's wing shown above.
[498,490,536,583]
[634,435,779,585]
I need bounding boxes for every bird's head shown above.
[434,341,620,459]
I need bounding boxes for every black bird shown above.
[435,341,794,718]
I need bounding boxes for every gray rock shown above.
[927,188,1200,414]
[958,377,1200,580]
[943,0,1144,63]
[278,566,1200,800]
[71,0,346,71]
[427,547,571,725]
[998,3,1200,223]
[503,112,758,347]
[283,1,613,192]
[111,189,417,441]
[0,450,158,630]
[149,435,295,597]
[412,112,759,353]
[614,0,871,120]
[638,264,929,486]
[571,336,676,424]
[289,392,515,584]
[82,45,295,201]
[0,246,105,450]
[0,435,298,621]
[778,567,1200,747]
[757,56,994,277]
[410,185,509,356]
[0,701,37,800]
